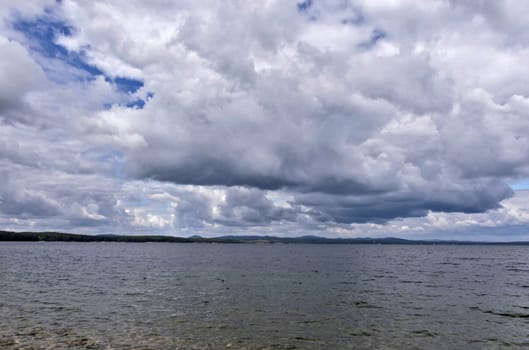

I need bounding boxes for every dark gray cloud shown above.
[218,187,296,225]
[0,164,124,225]
[295,179,513,224]
[0,170,61,217]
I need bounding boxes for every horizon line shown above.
[2,230,529,245]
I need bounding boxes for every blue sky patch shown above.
[510,179,529,191]
[126,99,146,109]
[13,16,103,79]
[297,0,314,12]
[358,29,387,50]
[13,16,144,93]
[13,17,72,53]
[125,92,153,109]
[112,77,144,94]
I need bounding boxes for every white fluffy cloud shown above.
[1,0,529,240]
[0,36,46,121]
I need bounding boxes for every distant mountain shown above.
[1,230,529,245]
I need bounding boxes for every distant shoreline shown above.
[1,230,529,245]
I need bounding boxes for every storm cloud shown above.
[1,1,529,239]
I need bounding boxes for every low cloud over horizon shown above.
[2,1,529,240]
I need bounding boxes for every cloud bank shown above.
[1,0,529,240]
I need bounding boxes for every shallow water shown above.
[1,242,529,349]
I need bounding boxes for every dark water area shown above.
[1,243,529,349]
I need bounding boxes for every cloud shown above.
[0,36,46,121]
[0,170,61,217]
[1,0,529,238]
[218,187,296,225]
[79,0,514,222]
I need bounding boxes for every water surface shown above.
[1,243,528,349]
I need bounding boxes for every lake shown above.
[1,242,528,349]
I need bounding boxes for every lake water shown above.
[1,243,528,349]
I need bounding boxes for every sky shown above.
[1,0,529,241]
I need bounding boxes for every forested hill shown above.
[2,230,529,245]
